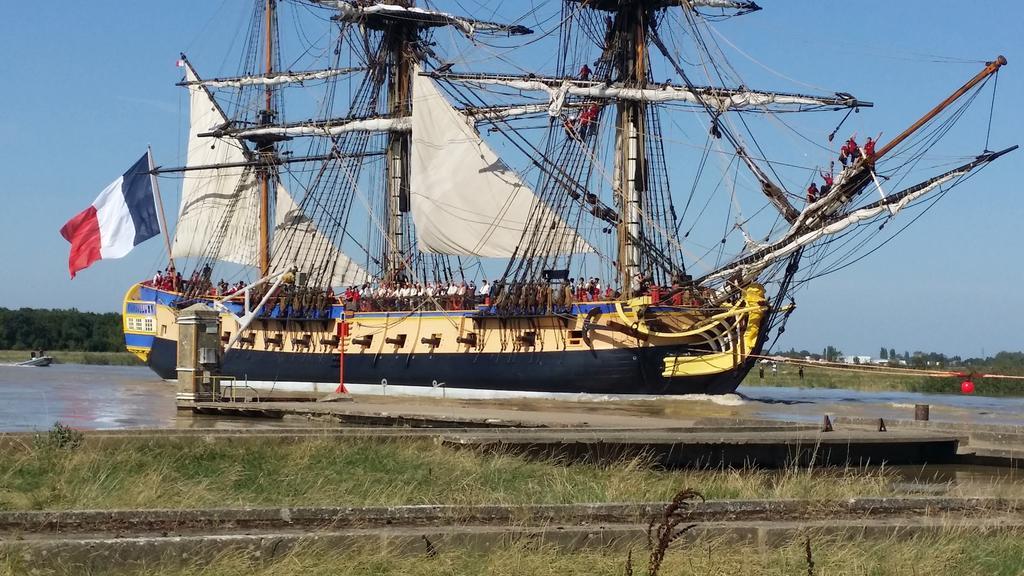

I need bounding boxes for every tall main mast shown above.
[314,0,532,283]
[257,0,277,277]
[382,2,415,284]
[612,3,650,298]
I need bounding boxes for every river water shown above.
[0,364,174,432]
[1,364,1023,433]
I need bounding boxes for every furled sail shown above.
[182,67,363,89]
[171,65,261,266]
[271,182,371,287]
[409,69,592,257]
[435,73,867,114]
[313,1,533,37]
[213,116,411,140]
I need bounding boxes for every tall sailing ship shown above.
[121,0,1013,397]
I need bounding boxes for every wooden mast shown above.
[875,56,1006,160]
[258,0,277,278]
[614,2,650,298]
[382,1,414,284]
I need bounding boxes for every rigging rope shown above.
[984,70,999,152]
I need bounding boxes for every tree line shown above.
[0,308,124,352]
[778,346,1024,375]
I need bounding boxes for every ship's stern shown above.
[121,283,157,363]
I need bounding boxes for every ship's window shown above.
[160,325,167,336]
[568,330,583,339]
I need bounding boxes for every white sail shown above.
[271,182,371,287]
[410,69,592,257]
[171,65,261,267]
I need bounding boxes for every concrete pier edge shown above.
[1,497,1020,535]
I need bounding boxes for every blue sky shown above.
[0,1,1020,358]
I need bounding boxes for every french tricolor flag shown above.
[60,152,162,278]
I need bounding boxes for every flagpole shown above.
[148,146,176,271]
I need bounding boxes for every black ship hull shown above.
[148,336,750,396]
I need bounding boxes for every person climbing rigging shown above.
[578,105,600,138]
[820,169,834,196]
[806,182,819,203]
[863,136,876,160]
[579,64,592,81]
[847,136,861,162]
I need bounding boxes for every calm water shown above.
[2,364,1023,432]
[741,385,1024,426]
[0,364,174,432]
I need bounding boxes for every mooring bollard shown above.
[914,404,930,421]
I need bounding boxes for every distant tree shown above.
[824,345,842,362]
[853,356,861,365]
[0,308,124,352]
[880,347,888,360]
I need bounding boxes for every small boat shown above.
[13,356,53,367]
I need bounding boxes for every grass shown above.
[0,349,141,366]
[741,364,1024,396]
[0,435,914,511]
[5,532,1024,576]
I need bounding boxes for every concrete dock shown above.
[171,396,967,468]
[440,428,960,468]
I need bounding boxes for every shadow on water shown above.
[735,392,813,406]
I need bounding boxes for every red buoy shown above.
[961,380,975,394]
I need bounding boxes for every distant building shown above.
[838,355,872,365]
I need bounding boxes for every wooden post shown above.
[914,404,930,421]
[336,319,348,394]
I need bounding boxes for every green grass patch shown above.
[0,435,913,511]
[5,533,1024,576]
[742,364,1024,396]
[0,350,141,366]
